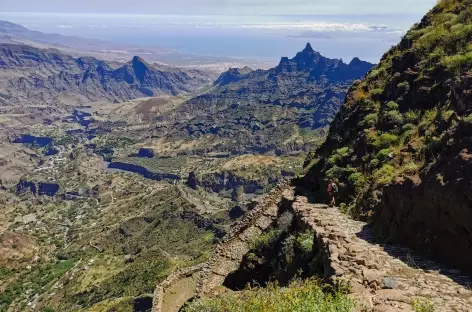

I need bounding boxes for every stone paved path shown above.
[161,183,472,312]
[293,195,472,312]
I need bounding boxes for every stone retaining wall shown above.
[195,180,294,296]
[151,263,206,312]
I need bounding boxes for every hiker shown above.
[327,180,338,207]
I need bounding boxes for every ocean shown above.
[0,12,426,63]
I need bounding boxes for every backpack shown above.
[332,183,339,193]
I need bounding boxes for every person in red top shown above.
[327,180,337,207]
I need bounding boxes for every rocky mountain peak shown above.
[274,43,374,79]
[129,56,152,84]
[349,57,361,65]
[131,55,151,71]
[213,66,253,86]
[302,42,315,53]
[294,43,321,60]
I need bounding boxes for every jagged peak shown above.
[349,57,362,65]
[131,55,147,65]
[303,42,315,53]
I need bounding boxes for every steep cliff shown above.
[302,0,472,273]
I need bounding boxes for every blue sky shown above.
[0,0,437,15]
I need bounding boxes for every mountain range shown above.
[153,43,374,155]
[7,2,472,310]
[0,44,212,108]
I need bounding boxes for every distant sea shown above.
[0,12,426,63]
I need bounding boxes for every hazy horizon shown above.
[0,0,437,64]
[0,0,436,15]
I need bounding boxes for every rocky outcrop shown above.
[12,135,53,147]
[373,145,472,275]
[213,66,253,87]
[277,43,373,82]
[302,0,472,275]
[186,172,198,190]
[137,148,155,158]
[108,162,180,181]
[16,179,60,196]
[0,44,212,107]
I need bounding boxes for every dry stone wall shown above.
[195,181,294,296]
[152,263,206,312]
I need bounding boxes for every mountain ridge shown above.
[0,43,212,107]
[152,43,375,156]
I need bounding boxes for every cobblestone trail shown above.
[153,183,472,311]
[293,195,472,312]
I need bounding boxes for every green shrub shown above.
[328,147,351,166]
[359,99,380,112]
[402,123,416,132]
[428,46,446,62]
[412,298,434,312]
[374,164,395,185]
[397,81,410,91]
[362,113,378,127]
[250,228,281,250]
[415,24,447,52]
[441,52,472,74]
[405,110,420,123]
[376,149,391,161]
[371,88,384,96]
[0,266,13,280]
[405,27,429,41]
[435,12,458,24]
[402,162,420,175]
[384,110,404,126]
[458,7,472,23]
[372,133,399,149]
[386,101,399,111]
[0,260,75,310]
[368,68,386,80]
[326,166,356,180]
[463,113,472,123]
[348,172,366,191]
[295,230,314,255]
[370,159,380,168]
[183,278,355,312]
